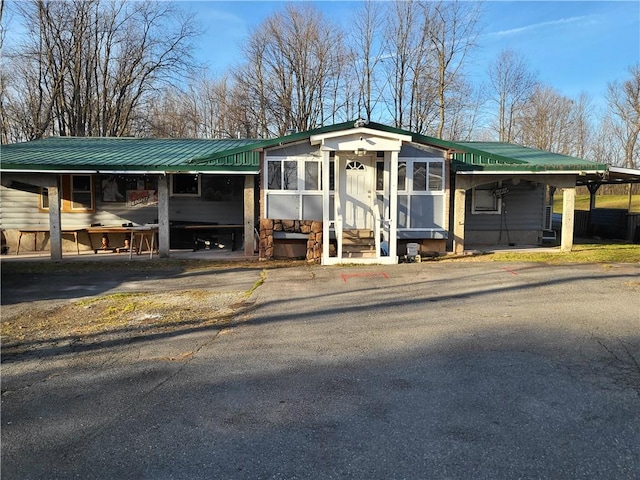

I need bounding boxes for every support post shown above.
[561,186,576,252]
[48,179,62,261]
[321,149,331,264]
[158,174,170,258]
[453,187,466,254]
[244,175,255,256]
[389,151,399,261]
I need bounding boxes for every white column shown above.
[389,150,399,261]
[48,178,62,261]
[335,155,343,260]
[561,186,575,252]
[322,149,331,264]
[158,174,170,258]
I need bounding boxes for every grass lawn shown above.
[443,242,640,264]
[553,194,640,213]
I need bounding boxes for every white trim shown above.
[310,127,412,145]
[609,166,640,175]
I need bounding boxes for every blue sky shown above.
[181,0,639,110]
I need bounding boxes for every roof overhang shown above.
[457,170,602,176]
[0,168,259,175]
[573,166,640,186]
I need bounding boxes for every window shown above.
[376,161,384,191]
[397,158,444,193]
[40,187,49,209]
[71,175,93,210]
[396,158,446,230]
[268,161,282,189]
[472,183,502,214]
[267,157,323,191]
[265,155,325,221]
[413,162,427,191]
[40,175,95,212]
[171,174,200,196]
[397,162,407,191]
[428,162,443,190]
[304,162,320,190]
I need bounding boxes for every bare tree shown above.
[382,0,425,129]
[236,4,346,137]
[349,0,385,121]
[607,64,640,169]
[3,0,199,141]
[428,0,482,139]
[514,85,593,157]
[487,49,538,142]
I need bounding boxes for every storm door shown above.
[342,157,373,230]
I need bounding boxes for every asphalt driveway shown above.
[2,261,639,479]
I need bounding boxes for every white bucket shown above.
[407,243,419,257]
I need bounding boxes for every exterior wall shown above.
[464,180,546,245]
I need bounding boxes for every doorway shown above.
[343,157,373,230]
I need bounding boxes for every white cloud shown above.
[492,15,596,37]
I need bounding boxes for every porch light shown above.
[355,147,367,156]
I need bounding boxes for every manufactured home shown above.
[3,121,630,264]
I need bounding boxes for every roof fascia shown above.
[609,166,640,176]
[309,127,412,146]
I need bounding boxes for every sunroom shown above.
[260,124,450,265]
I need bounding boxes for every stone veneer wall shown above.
[259,219,323,263]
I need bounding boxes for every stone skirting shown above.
[259,219,323,262]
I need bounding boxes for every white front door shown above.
[343,157,373,230]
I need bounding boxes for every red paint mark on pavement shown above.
[341,272,389,282]
[502,267,519,276]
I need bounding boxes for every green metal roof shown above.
[192,121,607,173]
[0,136,262,173]
[449,142,608,172]
[0,123,608,175]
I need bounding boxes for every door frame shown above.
[341,155,374,230]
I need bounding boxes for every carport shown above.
[573,166,640,242]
